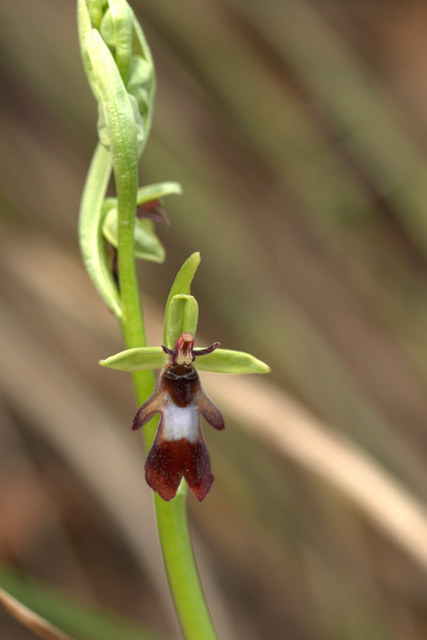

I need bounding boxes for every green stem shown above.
[154,492,219,640]
[113,112,156,408]
[95,147,219,637]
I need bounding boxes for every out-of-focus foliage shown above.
[0,564,169,640]
[1,0,427,639]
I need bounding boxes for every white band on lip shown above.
[162,400,200,443]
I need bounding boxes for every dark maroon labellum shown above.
[132,334,224,501]
[136,199,169,225]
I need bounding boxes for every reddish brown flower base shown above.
[145,436,214,502]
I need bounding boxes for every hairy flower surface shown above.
[132,333,224,501]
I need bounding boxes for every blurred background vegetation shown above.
[2,0,427,638]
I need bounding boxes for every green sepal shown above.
[196,349,271,374]
[137,181,182,205]
[166,295,199,349]
[163,253,200,345]
[99,1,133,82]
[102,207,165,262]
[100,347,167,371]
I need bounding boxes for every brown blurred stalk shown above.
[0,587,75,640]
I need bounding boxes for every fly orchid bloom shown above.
[100,253,270,502]
[132,333,224,501]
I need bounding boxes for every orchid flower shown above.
[100,253,270,501]
[132,333,224,501]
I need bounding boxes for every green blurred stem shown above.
[83,143,218,640]
[155,491,219,640]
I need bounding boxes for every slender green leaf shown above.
[100,346,167,371]
[78,143,121,317]
[196,348,270,374]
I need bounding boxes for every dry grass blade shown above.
[0,588,74,640]
[206,373,427,573]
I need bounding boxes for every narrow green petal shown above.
[137,182,182,205]
[100,347,167,371]
[166,295,199,349]
[163,253,200,345]
[196,349,271,374]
